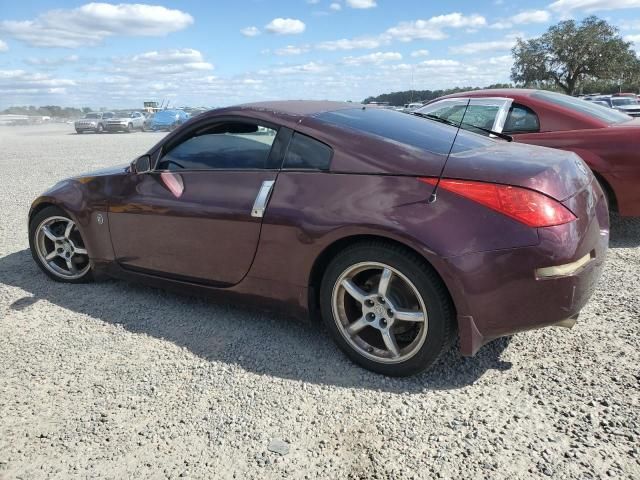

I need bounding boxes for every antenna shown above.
[428,98,471,204]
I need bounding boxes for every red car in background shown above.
[419,89,640,216]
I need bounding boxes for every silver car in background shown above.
[74,112,114,134]
[104,111,146,133]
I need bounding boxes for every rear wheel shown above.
[320,242,454,376]
[29,206,93,283]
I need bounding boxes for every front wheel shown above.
[126,123,133,133]
[29,206,93,283]
[319,242,454,376]
[96,124,104,134]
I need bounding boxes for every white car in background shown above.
[104,111,146,133]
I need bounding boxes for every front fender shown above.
[29,178,114,263]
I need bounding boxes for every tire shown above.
[29,206,93,284]
[127,123,133,133]
[76,129,82,134]
[96,124,104,134]
[319,241,454,376]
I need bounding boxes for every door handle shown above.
[251,180,275,218]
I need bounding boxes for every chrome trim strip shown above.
[251,180,275,218]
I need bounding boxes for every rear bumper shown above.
[446,180,610,356]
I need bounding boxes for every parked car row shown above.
[30,91,624,376]
[74,109,194,134]
[582,94,640,117]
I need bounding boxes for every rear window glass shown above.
[316,108,493,155]
[532,91,631,124]
[283,132,332,170]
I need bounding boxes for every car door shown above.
[108,117,289,286]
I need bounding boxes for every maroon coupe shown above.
[28,101,609,376]
[419,89,640,217]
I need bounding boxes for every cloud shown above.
[346,0,377,8]
[0,39,7,52]
[624,33,640,43]
[317,37,383,50]
[384,13,487,41]
[241,26,260,37]
[449,36,518,54]
[0,3,194,48]
[0,69,76,97]
[342,51,403,65]
[265,18,306,35]
[111,49,214,77]
[548,0,640,12]
[26,55,80,66]
[270,62,330,75]
[274,45,310,55]
[330,3,342,11]
[491,10,551,29]
[410,49,430,57]
[314,12,487,52]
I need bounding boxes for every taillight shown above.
[419,178,576,227]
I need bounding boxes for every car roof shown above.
[230,100,360,117]
[440,88,539,100]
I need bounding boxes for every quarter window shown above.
[283,132,332,170]
[503,104,540,133]
[157,121,278,171]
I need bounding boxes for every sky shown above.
[1,0,640,109]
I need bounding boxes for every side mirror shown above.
[131,154,152,174]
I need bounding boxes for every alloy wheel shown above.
[331,262,429,364]
[34,216,90,280]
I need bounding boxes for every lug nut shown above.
[366,312,375,321]
[380,318,387,327]
[387,309,394,317]
[378,297,386,304]
[365,299,374,307]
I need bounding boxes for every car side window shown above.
[156,121,278,171]
[283,132,333,170]
[503,104,540,134]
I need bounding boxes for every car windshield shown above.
[611,97,637,106]
[84,113,99,119]
[102,112,114,119]
[532,91,631,123]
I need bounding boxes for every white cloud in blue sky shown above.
[0,0,639,108]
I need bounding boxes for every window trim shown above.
[153,115,283,173]
[281,130,334,172]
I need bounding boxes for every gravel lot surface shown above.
[1,124,639,479]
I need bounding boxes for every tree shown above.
[511,16,640,95]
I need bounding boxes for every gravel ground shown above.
[0,124,638,480]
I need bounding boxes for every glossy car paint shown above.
[433,89,640,216]
[29,101,609,357]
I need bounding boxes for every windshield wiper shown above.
[412,112,512,142]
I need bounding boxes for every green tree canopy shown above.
[511,16,640,95]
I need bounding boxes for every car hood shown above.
[443,141,591,201]
[73,164,129,179]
